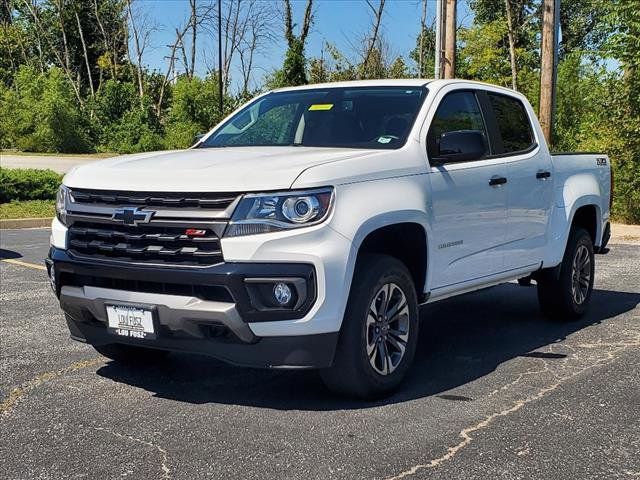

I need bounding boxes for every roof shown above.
[273,78,432,92]
[271,78,524,98]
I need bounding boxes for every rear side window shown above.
[487,93,534,153]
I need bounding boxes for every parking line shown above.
[1,259,47,271]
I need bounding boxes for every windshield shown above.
[200,86,427,150]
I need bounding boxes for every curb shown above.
[0,217,53,229]
[611,223,640,239]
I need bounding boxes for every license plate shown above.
[106,305,156,340]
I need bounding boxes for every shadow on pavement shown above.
[96,284,640,410]
[0,249,23,260]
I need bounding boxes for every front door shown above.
[426,90,508,290]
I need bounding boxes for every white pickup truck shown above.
[48,79,612,398]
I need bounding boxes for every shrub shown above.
[0,168,62,203]
[98,104,164,154]
[0,66,93,153]
[163,76,224,149]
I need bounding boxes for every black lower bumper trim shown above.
[65,314,338,368]
[49,247,317,322]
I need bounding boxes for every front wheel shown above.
[537,227,595,320]
[320,255,419,399]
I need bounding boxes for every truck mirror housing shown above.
[434,130,487,164]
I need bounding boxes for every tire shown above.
[93,343,170,363]
[320,254,419,399]
[517,277,532,286]
[537,227,595,320]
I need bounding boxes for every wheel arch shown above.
[544,196,603,267]
[352,216,430,300]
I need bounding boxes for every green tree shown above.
[388,56,408,79]
[409,25,435,78]
[163,75,227,149]
[274,0,313,87]
[0,66,92,152]
[598,0,640,222]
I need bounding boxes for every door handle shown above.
[536,171,551,179]
[489,176,507,186]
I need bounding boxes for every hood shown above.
[63,147,378,192]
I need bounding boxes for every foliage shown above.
[0,0,638,222]
[99,104,164,154]
[282,38,308,87]
[597,0,640,223]
[409,25,435,78]
[0,199,56,219]
[458,20,513,87]
[164,76,226,149]
[0,168,62,203]
[0,66,92,152]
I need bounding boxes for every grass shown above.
[0,150,116,158]
[0,200,55,219]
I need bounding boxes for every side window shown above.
[487,93,534,153]
[427,91,488,161]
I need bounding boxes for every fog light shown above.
[273,282,292,305]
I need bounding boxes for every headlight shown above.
[56,185,69,225]
[225,188,334,237]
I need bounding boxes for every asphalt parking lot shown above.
[1,228,639,480]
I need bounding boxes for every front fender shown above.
[329,175,433,294]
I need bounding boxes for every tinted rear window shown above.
[488,93,534,153]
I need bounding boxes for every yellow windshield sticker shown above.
[308,103,333,111]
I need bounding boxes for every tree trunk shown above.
[504,0,517,90]
[56,0,72,74]
[189,0,197,79]
[75,10,95,100]
[126,0,145,100]
[93,0,116,79]
[362,0,385,75]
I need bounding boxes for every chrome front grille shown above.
[65,189,240,267]
[70,189,238,209]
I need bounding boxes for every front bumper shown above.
[48,248,338,368]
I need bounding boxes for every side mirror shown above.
[434,130,487,164]
[193,132,205,145]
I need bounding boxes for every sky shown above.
[136,0,473,91]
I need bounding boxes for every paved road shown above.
[1,229,638,480]
[0,154,112,174]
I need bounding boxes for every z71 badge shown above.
[596,157,607,166]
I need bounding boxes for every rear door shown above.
[426,89,508,290]
[482,92,554,269]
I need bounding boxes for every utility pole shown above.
[217,0,223,115]
[434,0,444,79]
[443,0,456,79]
[539,0,560,145]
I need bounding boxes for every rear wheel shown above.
[93,343,170,363]
[537,227,594,320]
[320,255,419,399]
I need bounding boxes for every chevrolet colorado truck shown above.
[47,79,612,398]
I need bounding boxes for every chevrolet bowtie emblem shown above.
[112,207,154,226]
